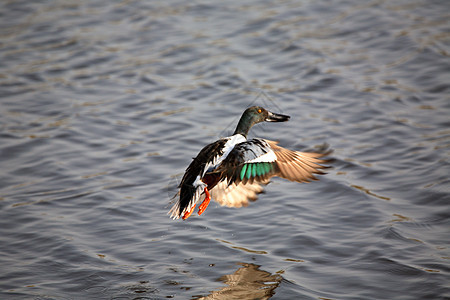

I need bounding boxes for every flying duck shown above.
[169,106,330,220]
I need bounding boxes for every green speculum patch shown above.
[240,162,272,180]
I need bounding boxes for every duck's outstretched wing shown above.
[265,140,330,182]
[212,138,330,187]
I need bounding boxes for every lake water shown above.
[0,0,449,299]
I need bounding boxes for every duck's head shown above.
[234,106,290,136]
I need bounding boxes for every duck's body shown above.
[169,106,330,220]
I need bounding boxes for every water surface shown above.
[0,0,449,299]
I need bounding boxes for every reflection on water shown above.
[195,263,282,300]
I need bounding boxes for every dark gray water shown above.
[1,0,449,299]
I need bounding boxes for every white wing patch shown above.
[246,150,277,163]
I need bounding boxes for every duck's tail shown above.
[169,181,206,220]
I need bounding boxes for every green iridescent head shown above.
[233,106,290,137]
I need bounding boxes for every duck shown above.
[169,106,330,220]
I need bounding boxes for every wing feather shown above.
[213,138,330,185]
[265,140,330,183]
[206,139,330,210]
[210,180,267,208]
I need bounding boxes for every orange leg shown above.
[182,204,196,220]
[198,187,211,215]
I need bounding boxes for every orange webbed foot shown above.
[182,203,196,220]
[198,187,211,216]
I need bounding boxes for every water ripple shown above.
[0,0,449,299]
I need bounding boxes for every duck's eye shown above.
[258,109,262,113]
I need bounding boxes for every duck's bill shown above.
[265,111,290,122]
